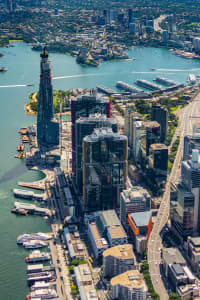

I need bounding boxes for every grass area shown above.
[170,106,179,113]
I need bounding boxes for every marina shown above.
[97,84,117,95]
[154,76,180,86]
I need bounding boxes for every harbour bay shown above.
[1,42,200,299]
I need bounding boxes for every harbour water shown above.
[1,42,200,299]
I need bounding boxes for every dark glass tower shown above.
[82,128,128,211]
[37,48,59,150]
[71,92,110,172]
[151,105,168,143]
[75,114,118,192]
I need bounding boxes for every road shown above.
[154,15,169,32]
[147,90,200,299]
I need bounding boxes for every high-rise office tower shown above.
[183,124,200,161]
[124,103,136,146]
[82,128,128,211]
[75,114,118,192]
[37,48,59,150]
[171,149,200,240]
[151,105,168,143]
[140,121,160,168]
[149,143,168,178]
[71,92,110,172]
[128,8,133,25]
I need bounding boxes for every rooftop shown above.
[162,248,186,266]
[89,222,108,250]
[107,225,127,240]
[143,121,160,129]
[150,143,168,151]
[129,211,152,228]
[111,270,147,291]
[103,244,134,259]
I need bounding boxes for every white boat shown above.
[31,281,50,291]
[23,240,47,249]
[26,250,51,263]
[17,232,50,244]
[27,288,58,299]
[27,272,53,285]
[187,74,196,84]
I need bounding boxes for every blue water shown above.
[0,42,200,299]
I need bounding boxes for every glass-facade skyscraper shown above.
[37,48,59,150]
[82,128,128,211]
[71,92,110,172]
[75,115,118,192]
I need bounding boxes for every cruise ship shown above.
[17,232,50,244]
[27,272,53,285]
[27,288,58,299]
[26,250,51,263]
[23,240,47,249]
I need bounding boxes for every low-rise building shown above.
[63,227,86,261]
[88,222,108,258]
[187,236,200,274]
[87,210,127,258]
[103,244,135,278]
[74,264,98,300]
[162,247,186,278]
[120,187,151,229]
[110,270,147,300]
[128,211,152,255]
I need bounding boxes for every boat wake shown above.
[0,84,28,88]
[156,68,200,72]
[52,72,112,80]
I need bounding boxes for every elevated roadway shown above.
[147,91,200,299]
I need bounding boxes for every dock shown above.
[18,181,45,191]
[135,79,163,91]
[97,85,117,95]
[13,188,44,201]
[27,263,55,274]
[154,76,180,87]
[116,81,143,93]
[14,201,50,216]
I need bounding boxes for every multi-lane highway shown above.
[147,90,200,299]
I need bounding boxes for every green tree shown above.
[169,292,181,300]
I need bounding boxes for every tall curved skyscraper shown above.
[37,48,59,150]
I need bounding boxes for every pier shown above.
[116,81,143,93]
[13,188,44,201]
[14,201,50,216]
[97,85,117,95]
[154,76,180,87]
[27,263,55,274]
[135,79,163,91]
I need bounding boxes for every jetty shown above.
[13,202,50,216]
[13,188,44,201]
[116,81,143,93]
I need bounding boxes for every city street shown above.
[147,90,200,299]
